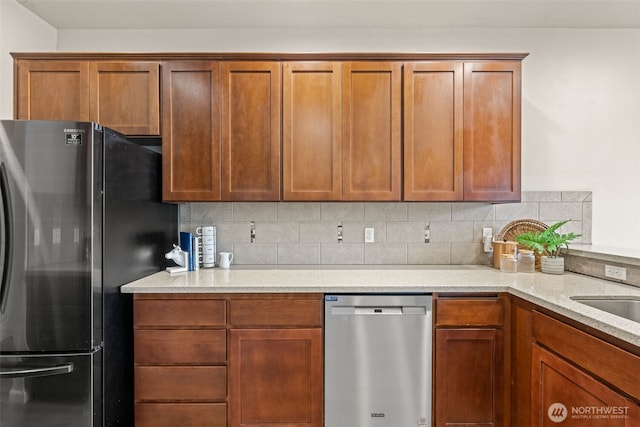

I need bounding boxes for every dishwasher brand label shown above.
[371,413,385,418]
[325,296,338,301]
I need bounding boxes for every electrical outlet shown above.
[482,228,493,253]
[365,228,375,243]
[605,265,627,281]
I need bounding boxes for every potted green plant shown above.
[515,219,581,274]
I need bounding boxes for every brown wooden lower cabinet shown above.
[532,344,640,427]
[134,294,228,427]
[133,293,323,427]
[434,294,509,427]
[228,328,323,427]
[132,292,640,427]
[515,301,640,427]
[435,328,504,427]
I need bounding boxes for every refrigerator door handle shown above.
[0,162,14,313]
[0,362,74,379]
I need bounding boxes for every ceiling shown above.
[16,0,640,30]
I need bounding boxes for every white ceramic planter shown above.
[541,256,565,275]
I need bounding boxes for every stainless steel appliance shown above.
[0,120,178,426]
[325,294,432,427]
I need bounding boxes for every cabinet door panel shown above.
[532,344,630,427]
[435,328,504,427]
[283,62,341,200]
[222,62,281,201]
[89,61,160,135]
[463,62,521,201]
[404,62,463,201]
[229,328,323,427]
[16,60,90,121]
[342,62,401,201]
[162,61,221,201]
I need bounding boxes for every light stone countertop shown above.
[121,265,640,347]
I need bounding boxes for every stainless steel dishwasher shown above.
[324,294,432,427]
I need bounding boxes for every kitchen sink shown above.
[571,297,640,323]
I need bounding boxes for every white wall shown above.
[4,17,640,250]
[0,0,56,119]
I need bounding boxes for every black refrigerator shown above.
[0,120,178,426]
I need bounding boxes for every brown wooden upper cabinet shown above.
[463,61,521,201]
[221,62,281,201]
[89,62,160,135]
[15,59,160,136]
[283,61,403,201]
[405,60,521,202]
[282,62,342,201]
[404,62,464,201]
[13,53,526,203]
[161,61,221,202]
[15,60,90,122]
[342,62,402,201]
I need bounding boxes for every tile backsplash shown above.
[179,191,592,266]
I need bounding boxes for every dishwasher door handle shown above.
[331,306,427,315]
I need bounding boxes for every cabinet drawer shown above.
[229,297,322,327]
[134,299,226,327]
[135,366,226,401]
[135,330,226,364]
[436,297,504,326]
[135,403,226,427]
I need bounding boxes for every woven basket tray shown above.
[497,219,549,269]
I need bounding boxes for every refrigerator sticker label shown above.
[65,133,83,145]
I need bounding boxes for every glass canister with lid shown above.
[500,254,518,273]
[517,249,535,273]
